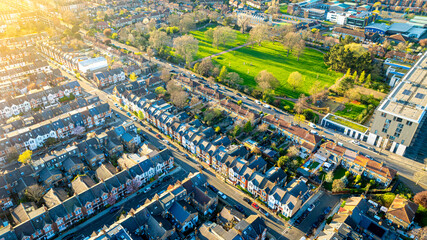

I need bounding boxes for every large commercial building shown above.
[367,52,427,157]
[77,57,108,74]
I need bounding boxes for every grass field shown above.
[212,42,342,98]
[335,103,367,121]
[280,4,288,14]
[190,25,249,60]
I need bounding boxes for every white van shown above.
[255,100,261,104]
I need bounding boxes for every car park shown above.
[243,197,251,204]
[251,202,260,210]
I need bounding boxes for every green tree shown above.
[138,111,144,120]
[111,33,118,39]
[352,71,358,81]
[346,68,351,77]
[359,71,365,83]
[237,100,243,105]
[355,174,362,183]
[215,126,221,132]
[18,150,32,164]
[232,124,242,137]
[287,71,302,91]
[218,66,228,82]
[155,86,167,95]
[129,72,137,82]
[243,121,253,133]
[366,74,372,84]
[294,114,306,125]
[277,156,289,168]
[337,77,354,95]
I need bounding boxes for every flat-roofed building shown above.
[368,51,427,157]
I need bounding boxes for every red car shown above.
[251,202,260,210]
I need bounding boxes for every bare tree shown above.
[294,94,306,114]
[249,24,270,46]
[255,70,279,92]
[26,185,45,204]
[309,81,322,104]
[171,90,189,109]
[197,58,214,76]
[294,39,305,61]
[160,68,171,82]
[149,30,170,50]
[212,26,236,49]
[173,34,199,65]
[257,123,269,132]
[282,32,299,57]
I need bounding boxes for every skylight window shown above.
[402,89,412,95]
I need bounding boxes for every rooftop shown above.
[325,114,368,132]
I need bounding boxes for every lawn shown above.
[280,4,288,14]
[326,114,368,133]
[308,161,320,170]
[190,25,249,60]
[212,42,342,98]
[335,103,368,121]
[323,166,347,191]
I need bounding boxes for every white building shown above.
[78,57,108,74]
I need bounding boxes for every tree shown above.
[277,156,289,168]
[345,88,360,101]
[6,146,19,163]
[197,58,214,76]
[352,70,358,82]
[355,174,362,183]
[129,72,138,82]
[332,179,346,192]
[287,71,302,91]
[138,111,144,120]
[211,26,236,49]
[337,77,354,95]
[18,150,32,164]
[294,39,305,61]
[226,72,243,86]
[25,185,45,204]
[414,171,427,185]
[155,86,167,95]
[282,32,298,57]
[359,71,365,83]
[170,90,189,109]
[160,68,171,82]
[215,126,221,133]
[294,114,306,125]
[149,30,170,50]
[179,14,196,33]
[243,121,253,133]
[173,34,199,65]
[255,70,279,92]
[287,145,300,158]
[71,126,85,136]
[309,81,322,104]
[218,66,228,82]
[249,24,270,46]
[325,172,334,183]
[237,100,243,105]
[414,191,427,208]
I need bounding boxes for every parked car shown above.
[115,113,120,118]
[218,191,227,200]
[243,197,251,204]
[307,204,315,212]
[236,93,242,97]
[109,206,120,214]
[234,205,244,213]
[323,206,332,215]
[156,134,162,139]
[259,208,269,216]
[251,202,260,210]
[126,112,131,117]
[143,187,151,193]
[310,130,318,135]
[350,140,360,145]
[208,185,218,193]
[309,123,317,129]
[255,100,261,104]
[119,107,124,111]
[132,116,137,121]
[197,164,203,170]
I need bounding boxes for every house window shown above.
[406,121,412,126]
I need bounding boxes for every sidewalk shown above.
[57,166,181,240]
